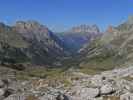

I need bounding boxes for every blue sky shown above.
[0,0,133,32]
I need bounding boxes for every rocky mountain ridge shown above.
[70,24,100,33]
[57,24,101,53]
[0,21,66,65]
[78,16,133,69]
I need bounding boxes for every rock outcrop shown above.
[0,21,66,66]
[70,24,100,33]
[14,20,66,65]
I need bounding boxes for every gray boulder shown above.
[40,94,56,100]
[91,75,105,87]
[120,92,133,100]
[4,94,26,100]
[76,87,100,99]
[0,89,5,96]
[100,84,115,95]
[0,80,5,88]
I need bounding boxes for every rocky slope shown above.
[78,16,133,69]
[0,65,133,100]
[0,23,29,64]
[14,21,66,65]
[0,21,66,66]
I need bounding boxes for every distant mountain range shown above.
[57,24,101,53]
[0,16,133,68]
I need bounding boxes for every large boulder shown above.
[39,94,56,100]
[4,94,39,100]
[76,87,100,99]
[91,75,105,87]
[4,94,26,100]
[0,88,5,96]
[120,92,133,100]
[0,80,5,88]
[100,84,115,95]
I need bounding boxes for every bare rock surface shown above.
[0,66,133,100]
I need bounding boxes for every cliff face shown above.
[0,21,66,65]
[14,21,63,50]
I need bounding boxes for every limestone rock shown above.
[39,94,56,100]
[0,88,5,96]
[120,92,133,100]
[4,94,26,100]
[100,84,115,95]
[0,80,5,88]
[76,87,100,99]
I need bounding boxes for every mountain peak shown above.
[15,20,48,30]
[14,20,50,40]
[70,24,100,33]
[106,25,114,33]
[127,16,133,25]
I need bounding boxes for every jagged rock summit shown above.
[70,24,100,33]
[57,24,101,53]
